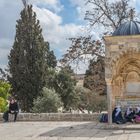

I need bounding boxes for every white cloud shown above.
[30,0,63,13]
[33,5,84,50]
[33,4,87,73]
[0,0,23,69]
[70,0,86,20]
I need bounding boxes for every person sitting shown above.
[124,106,135,123]
[133,106,140,122]
[3,98,19,122]
[112,106,125,124]
[135,106,140,116]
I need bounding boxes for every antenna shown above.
[22,0,28,8]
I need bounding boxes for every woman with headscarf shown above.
[134,106,140,123]
[124,106,135,123]
[112,106,125,124]
[135,106,140,116]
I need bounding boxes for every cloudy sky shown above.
[0,0,140,73]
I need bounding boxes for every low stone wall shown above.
[0,113,100,122]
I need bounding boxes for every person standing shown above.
[3,98,19,122]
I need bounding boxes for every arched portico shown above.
[112,54,140,106]
[105,35,140,124]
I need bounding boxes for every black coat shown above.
[9,102,19,112]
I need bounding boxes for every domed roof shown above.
[112,20,140,36]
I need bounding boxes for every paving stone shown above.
[1,122,140,140]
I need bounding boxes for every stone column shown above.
[106,80,112,125]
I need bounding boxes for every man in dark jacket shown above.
[3,98,19,122]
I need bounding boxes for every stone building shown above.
[105,19,140,124]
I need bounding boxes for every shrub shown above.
[0,97,8,112]
[0,81,11,112]
[32,88,63,113]
[87,97,107,113]
[75,86,107,113]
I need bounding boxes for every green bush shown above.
[0,81,11,112]
[32,88,63,113]
[0,97,8,112]
[87,98,107,113]
[75,86,107,113]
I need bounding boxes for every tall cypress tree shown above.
[8,5,47,111]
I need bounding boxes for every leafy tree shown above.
[74,86,107,112]
[8,5,47,111]
[32,88,62,113]
[74,86,92,111]
[87,95,107,113]
[84,57,106,95]
[44,66,77,110]
[0,81,11,112]
[55,66,77,110]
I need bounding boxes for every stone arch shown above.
[111,47,140,69]
[111,52,140,96]
[111,49,140,81]
[126,71,140,82]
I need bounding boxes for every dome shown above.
[112,20,140,36]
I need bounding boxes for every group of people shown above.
[3,98,19,122]
[112,105,140,124]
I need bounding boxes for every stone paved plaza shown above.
[1,121,140,140]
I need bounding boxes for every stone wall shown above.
[0,113,100,122]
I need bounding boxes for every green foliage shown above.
[44,42,57,68]
[87,96,107,113]
[0,97,8,112]
[45,68,57,89]
[0,81,11,100]
[8,5,49,111]
[44,66,77,110]
[74,86,107,112]
[0,81,11,112]
[32,88,62,113]
[84,57,106,95]
[54,67,77,110]
[74,86,92,108]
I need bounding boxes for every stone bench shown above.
[0,113,100,122]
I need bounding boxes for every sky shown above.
[0,0,140,74]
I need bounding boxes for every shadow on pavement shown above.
[39,122,140,138]
[39,122,112,137]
